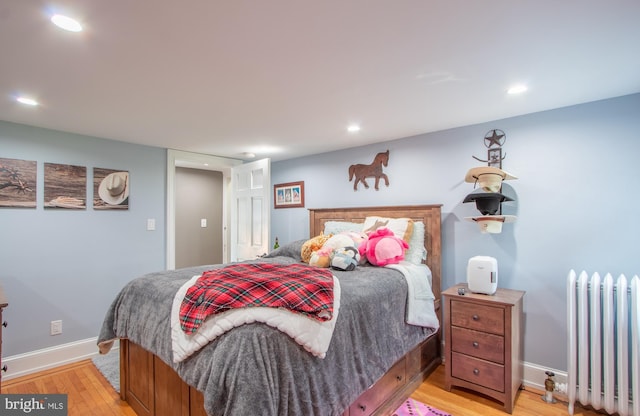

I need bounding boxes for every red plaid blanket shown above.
[179,263,334,335]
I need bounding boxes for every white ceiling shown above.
[1,1,639,162]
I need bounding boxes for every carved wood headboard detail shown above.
[308,204,442,309]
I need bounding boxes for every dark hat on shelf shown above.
[463,192,513,215]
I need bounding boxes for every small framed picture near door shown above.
[274,181,304,209]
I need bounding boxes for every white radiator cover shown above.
[567,270,640,416]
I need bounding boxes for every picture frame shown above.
[93,168,130,210]
[43,162,87,209]
[274,181,304,209]
[0,157,37,208]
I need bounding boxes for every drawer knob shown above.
[2,365,7,372]
[472,314,479,321]
[396,375,403,382]
[473,368,480,375]
[358,404,367,412]
[472,341,479,348]
[2,320,7,328]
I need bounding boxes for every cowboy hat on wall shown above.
[94,169,129,209]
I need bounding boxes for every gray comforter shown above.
[97,240,436,416]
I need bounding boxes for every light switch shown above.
[147,218,156,231]
[201,218,207,228]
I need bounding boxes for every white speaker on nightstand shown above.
[467,256,498,295]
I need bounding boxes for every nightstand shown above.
[443,283,524,414]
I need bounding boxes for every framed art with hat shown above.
[93,167,129,209]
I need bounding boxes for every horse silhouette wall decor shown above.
[348,150,390,191]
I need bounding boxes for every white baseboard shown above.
[522,361,569,401]
[2,337,118,381]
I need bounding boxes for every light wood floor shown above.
[2,359,137,416]
[415,364,604,416]
[2,360,604,416]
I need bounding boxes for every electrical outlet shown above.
[51,320,62,335]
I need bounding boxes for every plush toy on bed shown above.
[308,232,364,269]
[301,233,332,263]
[359,227,409,266]
[330,246,360,271]
[308,245,333,268]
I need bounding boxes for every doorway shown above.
[175,167,223,268]
[166,149,270,270]
[166,149,241,270]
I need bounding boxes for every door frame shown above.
[166,149,242,270]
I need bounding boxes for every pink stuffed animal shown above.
[358,227,409,266]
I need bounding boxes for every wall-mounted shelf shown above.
[463,166,517,234]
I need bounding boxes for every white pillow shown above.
[323,221,363,235]
[404,221,427,264]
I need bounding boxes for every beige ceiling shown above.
[1,1,639,162]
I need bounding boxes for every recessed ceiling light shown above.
[507,84,528,95]
[51,14,83,32]
[242,152,256,159]
[16,96,39,106]
[347,124,361,133]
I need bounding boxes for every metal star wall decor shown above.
[473,129,506,168]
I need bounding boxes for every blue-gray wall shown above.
[271,93,640,370]
[1,93,638,371]
[0,121,166,356]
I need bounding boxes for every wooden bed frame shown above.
[120,204,442,416]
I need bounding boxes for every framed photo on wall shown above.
[0,157,37,208]
[44,162,86,209]
[93,168,129,210]
[274,181,304,209]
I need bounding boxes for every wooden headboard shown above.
[308,205,442,309]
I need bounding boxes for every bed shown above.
[98,204,442,416]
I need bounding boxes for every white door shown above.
[230,158,270,261]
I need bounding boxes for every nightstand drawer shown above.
[451,300,504,335]
[451,352,505,392]
[451,326,504,364]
